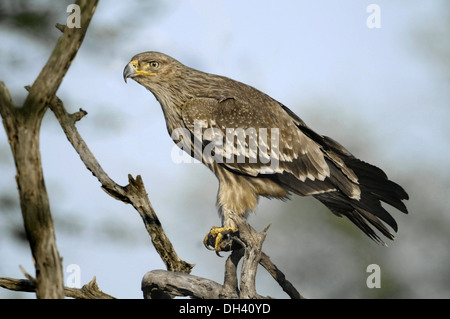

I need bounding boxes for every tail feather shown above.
[345,157,409,214]
[273,123,409,243]
[281,134,409,243]
[313,192,396,244]
[356,189,400,231]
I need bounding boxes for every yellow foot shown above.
[203,226,239,256]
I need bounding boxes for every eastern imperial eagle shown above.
[123,52,408,249]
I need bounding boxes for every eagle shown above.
[123,51,408,250]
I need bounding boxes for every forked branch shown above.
[48,95,193,274]
[0,276,115,299]
[143,217,303,299]
[0,0,99,299]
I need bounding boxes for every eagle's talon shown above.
[203,226,239,255]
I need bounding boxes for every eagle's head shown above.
[123,51,185,87]
[123,51,194,111]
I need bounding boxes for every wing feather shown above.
[181,96,333,184]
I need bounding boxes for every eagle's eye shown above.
[149,61,159,69]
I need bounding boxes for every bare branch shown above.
[0,0,99,299]
[222,249,244,297]
[142,219,303,299]
[64,277,116,299]
[19,266,36,285]
[0,278,35,294]
[48,95,193,274]
[55,23,67,33]
[142,270,226,299]
[260,253,303,299]
[0,82,15,135]
[21,0,99,119]
[0,84,64,298]
[0,276,115,299]
[232,217,268,299]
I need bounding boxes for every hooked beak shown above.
[123,61,136,83]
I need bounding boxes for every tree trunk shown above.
[0,0,99,298]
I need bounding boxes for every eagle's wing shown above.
[182,97,323,175]
[181,94,408,244]
[181,94,360,200]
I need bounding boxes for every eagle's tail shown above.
[314,136,409,244]
[270,106,409,243]
[313,185,407,244]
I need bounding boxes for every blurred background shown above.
[0,0,449,299]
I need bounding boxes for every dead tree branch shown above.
[0,276,115,299]
[0,0,98,298]
[142,216,303,299]
[142,270,226,299]
[48,95,193,274]
[260,253,302,299]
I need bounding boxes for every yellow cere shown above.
[130,60,156,76]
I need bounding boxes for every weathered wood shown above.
[238,224,268,299]
[0,276,115,299]
[142,219,302,299]
[0,0,99,299]
[1,80,66,299]
[142,270,226,299]
[260,253,303,299]
[64,277,116,299]
[48,96,193,274]
[21,0,99,120]
[222,249,244,297]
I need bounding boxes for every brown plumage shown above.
[123,51,409,245]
